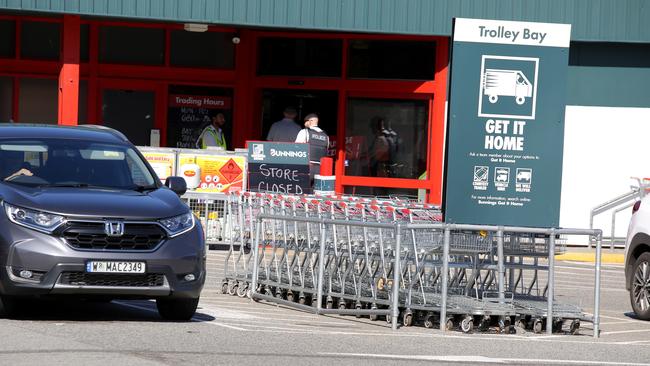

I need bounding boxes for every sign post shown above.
[445,18,571,227]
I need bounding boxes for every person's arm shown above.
[195,128,206,148]
[266,124,275,141]
[295,129,308,143]
[5,168,33,181]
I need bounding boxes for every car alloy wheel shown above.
[631,253,650,320]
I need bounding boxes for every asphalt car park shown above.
[1,249,650,365]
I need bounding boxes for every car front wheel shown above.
[630,252,650,320]
[156,297,199,321]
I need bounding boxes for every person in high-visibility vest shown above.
[197,113,227,149]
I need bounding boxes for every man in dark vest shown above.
[295,113,329,182]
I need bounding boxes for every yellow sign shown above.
[178,153,245,193]
[142,151,176,183]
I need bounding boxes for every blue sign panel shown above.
[445,18,571,228]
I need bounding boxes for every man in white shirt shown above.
[197,113,227,149]
[266,106,301,142]
[296,113,329,180]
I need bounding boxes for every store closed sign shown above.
[247,141,311,194]
[445,18,571,227]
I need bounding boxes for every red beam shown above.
[58,15,80,125]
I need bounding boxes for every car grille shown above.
[62,222,166,251]
[59,272,165,287]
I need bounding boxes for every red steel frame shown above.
[0,14,450,204]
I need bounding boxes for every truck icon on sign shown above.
[483,69,533,105]
[495,167,510,183]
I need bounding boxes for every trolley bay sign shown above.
[445,18,571,227]
[247,141,311,194]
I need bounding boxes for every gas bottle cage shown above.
[216,192,604,338]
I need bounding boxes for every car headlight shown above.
[159,212,195,237]
[4,203,65,234]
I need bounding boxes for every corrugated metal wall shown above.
[0,0,648,42]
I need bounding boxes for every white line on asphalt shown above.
[554,284,627,292]
[555,265,623,274]
[599,321,648,325]
[601,328,650,335]
[318,352,650,365]
[113,301,249,331]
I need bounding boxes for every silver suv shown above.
[625,194,650,320]
[0,124,205,320]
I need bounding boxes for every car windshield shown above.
[0,138,157,190]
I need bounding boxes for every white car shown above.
[625,195,650,320]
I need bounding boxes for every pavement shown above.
[2,249,650,365]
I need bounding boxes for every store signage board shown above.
[444,18,571,227]
[247,141,311,194]
[167,94,232,148]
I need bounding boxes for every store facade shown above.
[0,13,447,201]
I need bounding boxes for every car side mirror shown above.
[165,176,187,196]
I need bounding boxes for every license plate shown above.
[86,261,146,274]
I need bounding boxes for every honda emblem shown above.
[104,221,125,237]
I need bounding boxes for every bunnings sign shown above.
[444,18,571,227]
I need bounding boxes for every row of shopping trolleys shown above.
[218,191,595,335]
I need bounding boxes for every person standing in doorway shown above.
[296,113,329,181]
[266,106,301,142]
[197,112,227,149]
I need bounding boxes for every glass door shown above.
[100,82,157,146]
[260,89,338,142]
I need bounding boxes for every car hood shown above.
[0,183,188,219]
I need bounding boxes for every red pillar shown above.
[427,37,450,204]
[58,15,80,125]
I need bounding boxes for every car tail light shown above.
[633,200,642,214]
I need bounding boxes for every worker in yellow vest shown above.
[197,113,227,149]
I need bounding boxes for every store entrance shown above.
[260,89,338,142]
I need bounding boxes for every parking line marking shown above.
[601,328,650,335]
[113,300,249,331]
[318,352,650,365]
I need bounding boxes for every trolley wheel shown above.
[498,317,511,333]
[275,289,283,299]
[221,282,229,294]
[355,303,363,318]
[445,318,455,331]
[369,304,378,321]
[338,301,347,310]
[228,284,238,296]
[326,300,333,309]
[246,288,252,298]
[570,319,580,335]
[533,318,543,334]
[286,292,294,303]
[515,319,527,331]
[236,284,248,298]
[553,319,564,333]
[386,313,392,324]
[460,316,474,333]
[488,94,498,104]
[264,287,273,297]
[478,316,491,331]
[424,314,436,329]
[377,278,386,290]
[403,311,414,327]
[516,96,525,105]
[298,296,306,305]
